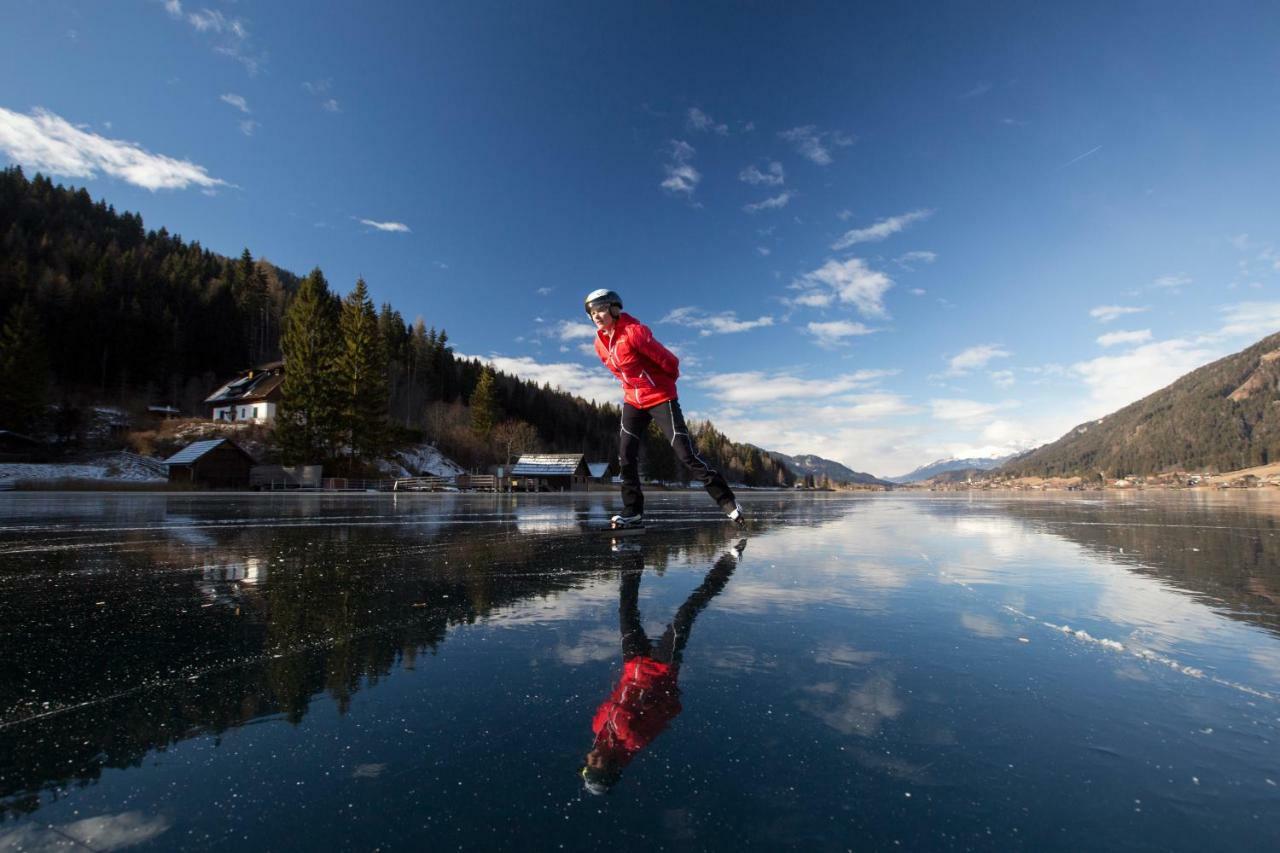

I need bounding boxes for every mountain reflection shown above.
[0,496,775,818]
[581,541,742,795]
[987,496,1280,637]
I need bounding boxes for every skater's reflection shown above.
[580,541,743,795]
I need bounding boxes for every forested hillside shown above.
[1003,330,1280,478]
[0,169,794,485]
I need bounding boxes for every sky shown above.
[2,1,1280,478]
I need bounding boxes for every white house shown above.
[204,361,285,423]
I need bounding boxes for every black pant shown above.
[619,552,738,666]
[619,399,736,517]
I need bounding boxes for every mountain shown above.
[888,455,1014,484]
[1002,330,1280,478]
[765,450,893,487]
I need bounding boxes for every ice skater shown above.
[584,288,744,529]
[580,543,742,795]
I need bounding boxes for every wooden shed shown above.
[164,439,256,489]
[510,453,591,492]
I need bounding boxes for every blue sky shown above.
[3,1,1280,477]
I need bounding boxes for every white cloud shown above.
[960,82,993,99]
[552,320,596,341]
[805,320,876,346]
[1152,274,1191,290]
[1090,304,1148,323]
[1216,301,1280,339]
[790,258,895,318]
[238,120,258,137]
[699,370,894,405]
[0,106,228,192]
[989,370,1015,388]
[536,287,553,296]
[755,246,771,257]
[930,398,1017,424]
[743,191,792,213]
[219,93,250,113]
[0,811,172,852]
[909,288,926,296]
[739,161,785,186]
[895,250,937,269]
[358,218,410,233]
[1096,329,1152,348]
[662,306,774,336]
[1073,338,1215,415]
[661,139,700,198]
[458,353,619,405]
[687,107,728,135]
[303,80,341,112]
[778,125,854,166]
[832,209,933,250]
[946,344,1010,376]
[164,4,260,74]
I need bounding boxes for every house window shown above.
[253,407,259,419]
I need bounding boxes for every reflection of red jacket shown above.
[594,313,679,409]
[591,656,682,766]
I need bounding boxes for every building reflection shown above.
[581,541,742,795]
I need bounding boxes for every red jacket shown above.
[595,313,679,409]
[590,656,682,767]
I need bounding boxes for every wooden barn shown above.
[164,439,256,489]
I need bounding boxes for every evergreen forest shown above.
[0,167,797,486]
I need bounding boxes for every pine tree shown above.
[336,278,389,468]
[276,268,340,464]
[0,300,49,432]
[470,366,499,440]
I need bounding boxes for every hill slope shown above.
[1003,331,1280,477]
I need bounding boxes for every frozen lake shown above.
[1,491,1278,850]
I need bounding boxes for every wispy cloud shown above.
[357,218,410,233]
[743,191,793,213]
[161,2,262,74]
[662,306,774,336]
[1056,145,1102,170]
[1097,329,1152,348]
[661,139,700,199]
[806,320,876,346]
[219,93,250,113]
[895,250,937,270]
[303,80,341,113]
[238,120,258,137]
[1090,305,1148,323]
[551,320,596,341]
[699,370,895,405]
[536,287,553,296]
[945,344,1010,376]
[960,82,993,99]
[1216,301,1280,339]
[755,246,771,257]
[931,398,1016,424]
[989,370,1016,388]
[778,125,854,166]
[0,106,228,192]
[790,258,895,318]
[687,107,728,135]
[832,209,933,250]
[1151,274,1191,290]
[739,161,785,186]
